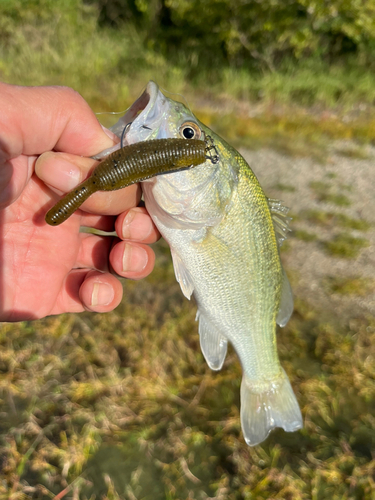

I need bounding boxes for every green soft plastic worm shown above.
[45,138,206,226]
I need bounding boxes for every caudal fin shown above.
[240,368,303,446]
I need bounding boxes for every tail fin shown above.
[240,369,303,446]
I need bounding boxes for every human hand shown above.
[0,83,160,321]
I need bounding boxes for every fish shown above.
[101,81,303,446]
[45,138,208,225]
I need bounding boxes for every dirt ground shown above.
[241,141,375,323]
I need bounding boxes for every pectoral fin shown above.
[196,311,227,371]
[276,269,294,327]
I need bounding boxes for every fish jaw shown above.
[110,81,200,144]
[95,81,190,159]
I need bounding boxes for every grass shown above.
[195,109,375,163]
[1,241,375,499]
[273,183,296,192]
[1,1,375,162]
[324,233,370,258]
[302,209,371,232]
[323,276,375,296]
[1,1,375,498]
[335,144,372,160]
[293,229,318,242]
[335,214,371,231]
[309,182,352,207]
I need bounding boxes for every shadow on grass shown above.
[84,433,235,499]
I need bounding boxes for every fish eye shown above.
[179,121,202,140]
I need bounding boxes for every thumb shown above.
[0,83,118,208]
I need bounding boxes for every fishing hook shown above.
[120,121,133,148]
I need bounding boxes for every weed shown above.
[335,214,371,231]
[273,183,296,192]
[325,193,352,206]
[335,145,372,160]
[302,209,371,231]
[279,240,292,253]
[324,233,369,258]
[293,229,318,242]
[302,209,335,226]
[323,276,374,296]
[309,181,352,207]
[326,172,337,179]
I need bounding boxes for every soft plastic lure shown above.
[45,138,209,226]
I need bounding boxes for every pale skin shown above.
[0,83,161,321]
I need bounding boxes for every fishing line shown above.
[95,82,150,117]
[159,85,193,115]
[95,109,129,116]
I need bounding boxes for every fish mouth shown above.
[95,81,170,159]
[110,81,162,141]
[120,81,157,124]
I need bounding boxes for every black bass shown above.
[100,82,303,446]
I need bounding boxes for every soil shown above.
[240,141,375,323]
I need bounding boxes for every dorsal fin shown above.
[268,198,292,246]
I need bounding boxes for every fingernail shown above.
[122,209,152,240]
[91,282,114,307]
[122,243,148,273]
[36,153,81,191]
[101,125,119,143]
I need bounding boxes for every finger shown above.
[0,83,117,160]
[35,151,89,193]
[36,151,141,216]
[109,241,155,280]
[75,233,113,271]
[80,270,123,313]
[115,207,161,243]
[79,213,116,232]
[50,269,123,315]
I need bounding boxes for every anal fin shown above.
[276,269,294,327]
[196,311,227,371]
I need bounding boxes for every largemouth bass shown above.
[102,82,303,446]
